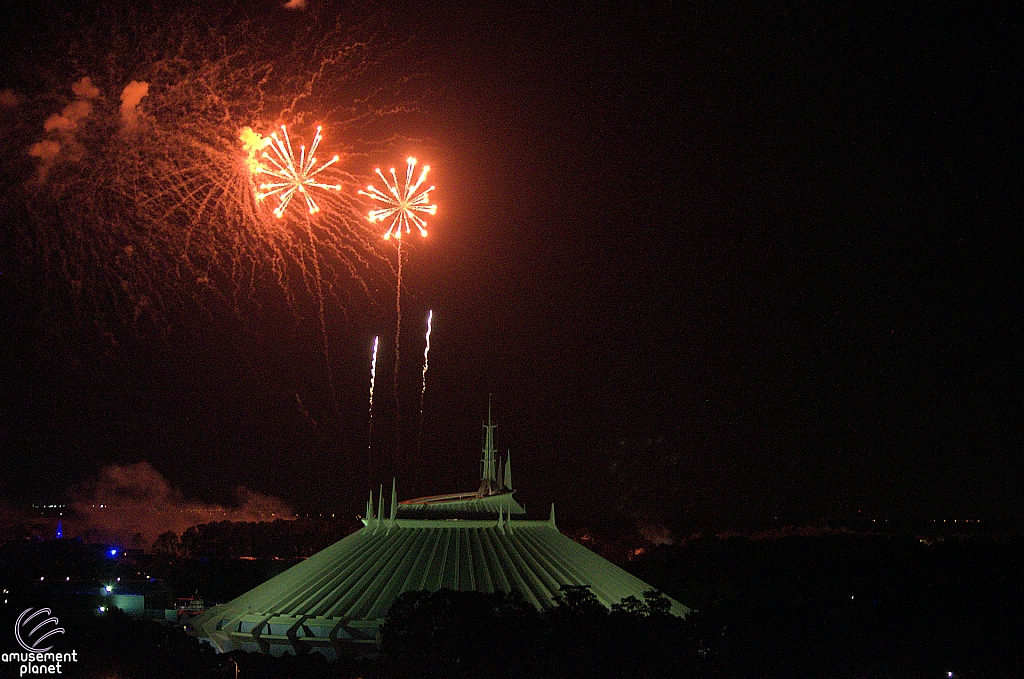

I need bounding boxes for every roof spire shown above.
[389,478,398,529]
[548,503,557,529]
[477,395,501,497]
[503,451,513,491]
[376,484,384,533]
[367,490,375,522]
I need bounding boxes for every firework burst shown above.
[252,125,341,219]
[358,158,437,470]
[3,2,408,353]
[358,157,437,240]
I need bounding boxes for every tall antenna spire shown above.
[477,395,502,496]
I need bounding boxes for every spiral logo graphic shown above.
[15,608,65,652]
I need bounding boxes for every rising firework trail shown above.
[417,309,433,464]
[368,335,379,475]
[359,158,437,469]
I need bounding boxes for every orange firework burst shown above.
[253,125,341,218]
[358,157,437,239]
[9,4,398,341]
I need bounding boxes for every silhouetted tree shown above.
[152,530,180,558]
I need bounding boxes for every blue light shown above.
[109,548,117,556]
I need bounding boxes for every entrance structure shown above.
[193,407,689,658]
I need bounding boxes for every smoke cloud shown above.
[71,76,101,99]
[29,76,101,180]
[27,139,61,162]
[637,518,674,546]
[0,88,21,108]
[238,126,270,153]
[239,126,272,174]
[70,461,294,546]
[43,99,94,133]
[119,80,149,129]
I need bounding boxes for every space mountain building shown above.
[193,408,690,658]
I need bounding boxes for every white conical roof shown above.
[194,512,688,658]
[192,406,689,659]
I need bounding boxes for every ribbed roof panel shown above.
[194,520,689,658]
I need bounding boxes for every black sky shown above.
[0,1,1020,532]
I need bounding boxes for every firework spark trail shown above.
[248,124,346,421]
[392,238,404,471]
[304,219,339,424]
[359,157,437,472]
[368,335,379,472]
[417,309,433,462]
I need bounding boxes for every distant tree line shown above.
[379,585,702,679]
[151,518,356,560]
[3,531,1020,677]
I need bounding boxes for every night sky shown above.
[0,1,1019,533]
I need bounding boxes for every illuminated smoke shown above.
[240,126,273,174]
[27,77,99,179]
[71,77,101,100]
[42,99,93,137]
[0,89,22,108]
[44,77,98,137]
[69,462,294,545]
[282,0,308,9]
[637,518,674,546]
[118,80,149,130]
[27,140,60,163]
